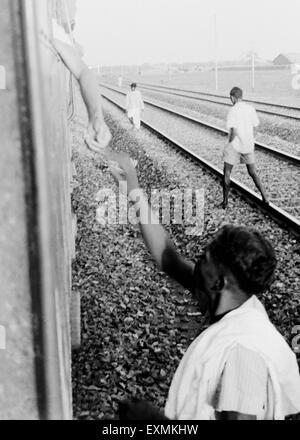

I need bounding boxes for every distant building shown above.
[273,53,300,66]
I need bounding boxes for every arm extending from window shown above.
[53,39,111,151]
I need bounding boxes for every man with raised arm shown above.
[110,154,300,420]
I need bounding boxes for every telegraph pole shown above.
[251,44,255,92]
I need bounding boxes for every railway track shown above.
[100,83,300,166]
[122,80,300,122]
[100,85,300,238]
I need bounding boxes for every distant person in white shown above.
[126,83,144,130]
[222,87,268,209]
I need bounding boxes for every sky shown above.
[73,0,300,67]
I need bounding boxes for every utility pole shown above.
[251,48,255,92]
[214,13,219,91]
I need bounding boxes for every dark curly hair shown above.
[230,86,243,99]
[207,225,277,296]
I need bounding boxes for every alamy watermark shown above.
[96,183,205,236]
[292,325,300,354]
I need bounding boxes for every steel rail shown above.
[101,92,300,238]
[124,79,300,114]
[100,83,300,166]
[136,83,300,120]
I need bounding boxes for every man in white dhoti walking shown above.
[126,83,144,130]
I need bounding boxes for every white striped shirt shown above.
[213,344,272,418]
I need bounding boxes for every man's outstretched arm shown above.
[53,39,111,151]
[109,153,195,293]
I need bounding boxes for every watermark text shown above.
[96,184,205,236]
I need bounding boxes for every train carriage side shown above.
[0,0,79,420]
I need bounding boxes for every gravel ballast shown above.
[71,103,300,420]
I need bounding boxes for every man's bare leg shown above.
[222,163,233,208]
[246,164,269,203]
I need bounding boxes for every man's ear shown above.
[214,276,225,292]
